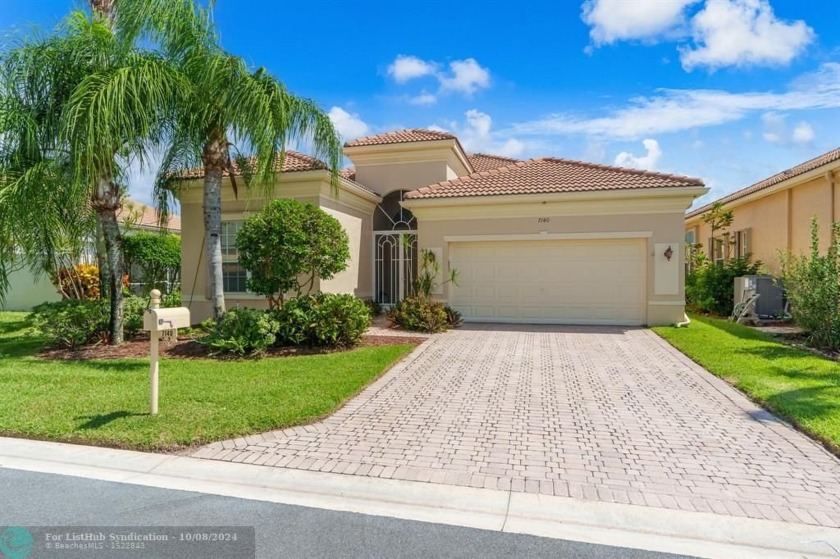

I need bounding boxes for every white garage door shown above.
[449,239,647,325]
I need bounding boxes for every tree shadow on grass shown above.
[57,359,147,374]
[0,318,30,335]
[693,315,778,343]
[76,410,147,430]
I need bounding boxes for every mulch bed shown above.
[38,333,426,361]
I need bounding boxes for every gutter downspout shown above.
[675,313,691,328]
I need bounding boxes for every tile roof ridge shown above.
[344,128,456,147]
[540,156,704,185]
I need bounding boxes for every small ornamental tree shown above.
[702,201,734,262]
[122,232,181,294]
[235,199,349,309]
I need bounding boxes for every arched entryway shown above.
[374,190,417,305]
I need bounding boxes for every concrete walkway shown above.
[193,325,840,529]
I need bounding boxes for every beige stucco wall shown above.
[411,202,691,326]
[686,172,837,274]
[354,161,451,195]
[0,266,61,311]
[176,173,377,323]
[318,198,373,299]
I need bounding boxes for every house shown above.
[685,147,840,273]
[176,129,707,325]
[0,199,180,311]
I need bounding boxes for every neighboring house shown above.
[175,129,706,325]
[1,199,180,311]
[685,147,840,274]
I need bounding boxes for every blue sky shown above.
[2,0,838,210]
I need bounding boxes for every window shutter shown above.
[743,228,752,257]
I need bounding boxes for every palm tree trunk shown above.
[93,175,124,345]
[95,221,110,298]
[203,132,227,319]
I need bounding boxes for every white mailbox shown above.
[144,290,191,415]
[143,307,191,332]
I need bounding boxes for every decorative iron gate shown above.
[374,232,417,305]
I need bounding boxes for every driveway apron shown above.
[192,325,840,528]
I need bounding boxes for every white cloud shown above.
[761,111,785,143]
[438,58,491,96]
[387,55,437,83]
[792,121,815,144]
[408,93,437,106]
[328,107,370,140]
[680,0,814,70]
[615,139,662,170]
[433,109,526,158]
[386,55,491,98]
[510,63,840,139]
[582,0,699,45]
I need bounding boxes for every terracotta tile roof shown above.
[339,167,356,181]
[405,158,704,200]
[686,146,840,219]
[117,199,181,232]
[174,151,327,179]
[344,128,456,148]
[467,153,521,172]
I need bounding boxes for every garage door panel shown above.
[450,239,646,325]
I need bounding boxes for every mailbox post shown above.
[143,290,190,415]
[148,290,161,415]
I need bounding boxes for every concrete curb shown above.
[2,437,840,558]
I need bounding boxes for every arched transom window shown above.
[374,190,416,231]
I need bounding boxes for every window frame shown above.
[219,220,251,294]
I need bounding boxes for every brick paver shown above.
[192,325,840,527]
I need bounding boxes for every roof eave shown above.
[685,160,840,222]
[404,185,709,207]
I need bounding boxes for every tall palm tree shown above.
[0,9,186,343]
[144,1,343,319]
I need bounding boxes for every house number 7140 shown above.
[538,217,550,223]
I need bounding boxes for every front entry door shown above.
[374,232,417,306]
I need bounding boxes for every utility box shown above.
[734,276,785,319]
[143,307,190,332]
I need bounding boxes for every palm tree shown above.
[0,9,186,343]
[145,1,343,319]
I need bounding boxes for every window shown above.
[221,220,249,293]
[711,237,726,265]
[685,230,696,245]
[734,229,751,259]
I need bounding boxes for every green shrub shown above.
[686,257,762,316]
[29,299,109,349]
[781,219,840,350]
[389,296,450,333]
[162,289,182,308]
[273,293,371,348]
[123,295,148,339]
[364,299,383,318]
[199,308,279,356]
[444,305,463,328]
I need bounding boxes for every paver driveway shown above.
[193,325,840,527]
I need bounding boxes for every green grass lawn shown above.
[653,314,840,452]
[0,312,414,451]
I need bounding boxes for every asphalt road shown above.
[0,468,695,559]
